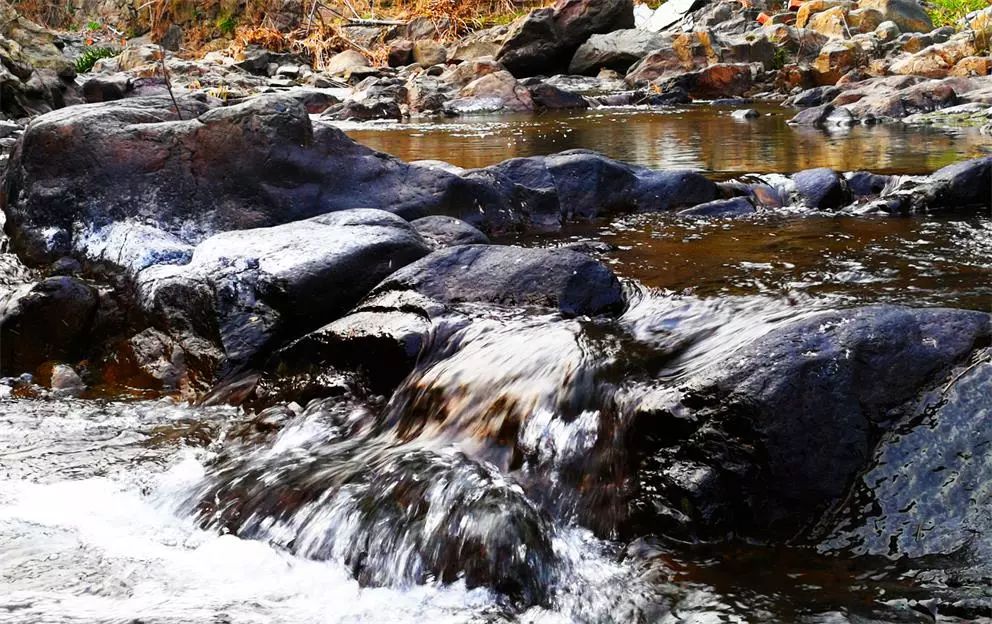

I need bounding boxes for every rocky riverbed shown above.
[1,0,991,622]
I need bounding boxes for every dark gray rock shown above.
[845,171,892,197]
[137,209,432,371]
[568,29,671,75]
[629,305,991,540]
[678,196,756,217]
[0,276,98,374]
[792,167,850,210]
[81,74,133,103]
[497,0,635,77]
[921,155,992,210]
[1,95,467,265]
[820,353,992,561]
[526,82,589,110]
[411,216,490,249]
[372,244,626,317]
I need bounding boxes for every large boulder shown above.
[0,2,79,117]
[136,209,431,371]
[0,276,98,374]
[1,94,467,265]
[371,244,626,317]
[569,29,671,75]
[497,0,635,77]
[445,70,535,113]
[857,0,933,34]
[628,305,991,540]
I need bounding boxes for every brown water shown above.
[509,213,992,312]
[343,104,992,176]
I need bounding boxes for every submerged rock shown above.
[192,440,558,605]
[629,305,991,540]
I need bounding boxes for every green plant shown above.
[86,20,102,31]
[216,13,237,36]
[928,0,986,27]
[74,46,117,74]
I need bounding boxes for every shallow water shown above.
[342,104,992,176]
[508,213,992,312]
[3,107,991,623]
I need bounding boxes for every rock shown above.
[806,6,853,39]
[325,49,370,76]
[890,45,955,78]
[624,31,719,84]
[847,7,885,32]
[526,82,589,110]
[951,55,992,77]
[568,29,671,75]
[918,155,992,210]
[497,0,635,77]
[792,167,850,209]
[731,108,759,119]
[81,74,133,102]
[448,26,509,62]
[813,39,863,84]
[2,94,469,265]
[0,276,98,375]
[643,0,704,32]
[844,171,892,197]
[655,63,755,99]
[840,75,961,119]
[411,216,490,249]
[49,363,85,397]
[874,20,901,41]
[371,244,625,317]
[629,305,992,539]
[820,355,992,561]
[412,39,448,67]
[387,40,413,67]
[858,0,933,33]
[137,209,431,371]
[446,70,534,113]
[101,327,191,393]
[795,0,852,29]
[677,196,756,217]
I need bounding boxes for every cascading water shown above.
[3,211,990,623]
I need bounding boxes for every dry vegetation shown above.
[14,0,543,69]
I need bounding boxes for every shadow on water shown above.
[342,104,992,176]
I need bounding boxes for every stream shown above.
[1,105,990,623]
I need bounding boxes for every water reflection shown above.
[341,104,992,176]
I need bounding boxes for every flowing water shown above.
[2,107,991,623]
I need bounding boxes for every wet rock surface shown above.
[629,305,992,540]
[371,244,626,317]
[136,209,431,371]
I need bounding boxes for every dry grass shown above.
[14,0,546,68]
